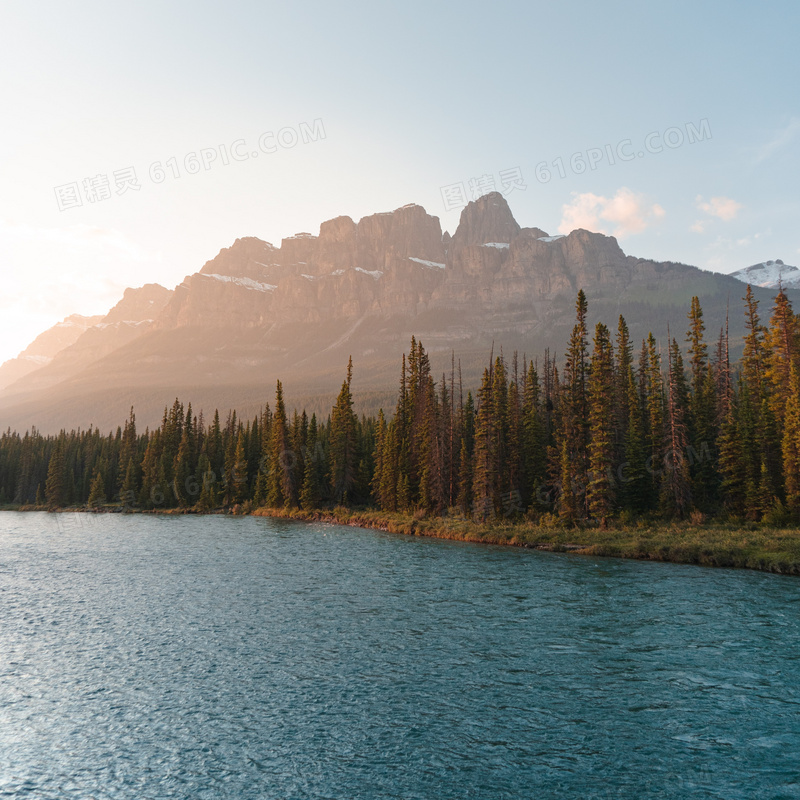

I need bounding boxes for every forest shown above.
[1,285,798,527]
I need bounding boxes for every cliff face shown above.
[154,193,640,331]
[0,192,791,434]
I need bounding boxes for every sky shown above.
[1,0,798,364]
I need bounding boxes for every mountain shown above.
[0,314,104,392]
[0,284,172,400]
[0,193,796,434]
[729,259,800,290]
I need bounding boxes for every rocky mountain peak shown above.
[452,191,521,247]
[199,237,278,281]
[104,284,173,324]
[730,259,800,290]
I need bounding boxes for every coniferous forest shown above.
[2,287,799,527]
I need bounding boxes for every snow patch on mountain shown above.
[204,273,277,292]
[408,257,445,269]
[729,259,800,290]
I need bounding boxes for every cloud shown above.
[754,118,800,164]
[557,188,665,238]
[696,195,742,221]
[691,195,743,232]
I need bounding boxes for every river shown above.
[0,512,798,799]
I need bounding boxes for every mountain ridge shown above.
[1,193,796,434]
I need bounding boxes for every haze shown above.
[1,0,798,365]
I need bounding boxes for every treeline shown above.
[1,286,799,525]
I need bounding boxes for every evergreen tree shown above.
[782,366,800,517]
[472,366,497,520]
[521,361,546,508]
[266,381,294,507]
[328,357,358,505]
[561,290,590,516]
[45,437,67,509]
[766,287,798,435]
[660,337,692,518]
[587,323,615,524]
[87,470,106,508]
[196,453,218,511]
[644,333,664,507]
[300,413,323,510]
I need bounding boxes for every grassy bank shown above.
[253,506,800,575]
[4,503,799,575]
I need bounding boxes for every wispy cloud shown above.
[558,188,665,238]
[754,118,800,165]
[691,195,743,232]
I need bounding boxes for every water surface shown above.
[0,512,798,799]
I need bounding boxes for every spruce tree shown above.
[328,357,358,505]
[562,290,590,516]
[87,470,106,508]
[521,361,546,508]
[266,381,293,507]
[782,366,800,517]
[587,323,615,524]
[766,287,798,436]
[472,366,496,520]
[300,413,323,510]
[45,437,67,509]
[644,333,664,507]
[660,337,692,518]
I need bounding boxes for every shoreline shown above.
[4,503,799,576]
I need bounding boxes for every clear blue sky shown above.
[1,0,798,363]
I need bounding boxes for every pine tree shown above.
[622,362,649,513]
[742,285,768,404]
[300,413,323,510]
[328,357,358,505]
[230,430,248,506]
[196,453,218,511]
[561,290,590,516]
[587,323,615,524]
[614,316,633,467]
[472,366,497,520]
[660,337,692,518]
[782,366,800,517]
[521,361,546,508]
[266,381,293,507]
[718,387,745,516]
[766,287,798,435]
[644,333,664,507]
[685,297,720,509]
[418,376,444,513]
[558,438,576,524]
[45,437,67,509]
[87,470,106,508]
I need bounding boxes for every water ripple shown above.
[0,512,798,799]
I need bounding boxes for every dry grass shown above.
[252,507,800,575]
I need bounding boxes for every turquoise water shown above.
[0,512,798,799]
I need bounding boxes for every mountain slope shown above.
[0,194,795,434]
[0,284,172,400]
[0,314,104,392]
